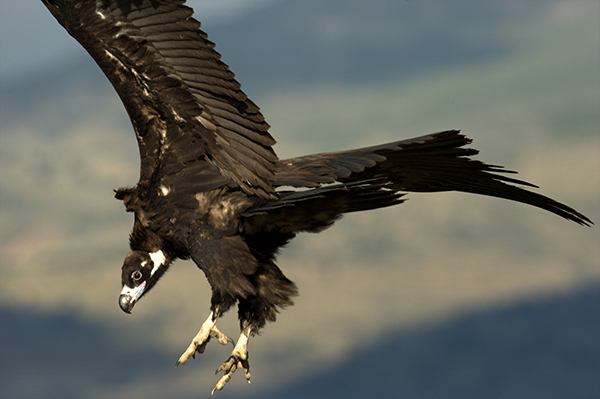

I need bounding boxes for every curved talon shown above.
[212,331,234,347]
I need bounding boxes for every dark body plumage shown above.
[42,0,592,393]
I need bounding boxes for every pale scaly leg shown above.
[211,328,252,395]
[176,312,232,368]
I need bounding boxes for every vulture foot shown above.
[211,330,251,394]
[176,312,231,368]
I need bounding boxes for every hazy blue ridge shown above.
[251,286,600,399]
[202,0,546,93]
[1,286,598,399]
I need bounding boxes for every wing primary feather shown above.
[44,0,278,199]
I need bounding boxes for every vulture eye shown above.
[131,270,143,281]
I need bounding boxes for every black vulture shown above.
[41,0,592,394]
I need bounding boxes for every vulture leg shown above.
[210,260,297,393]
[212,327,252,394]
[176,312,232,368]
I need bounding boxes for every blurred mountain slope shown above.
[1,285,598,399]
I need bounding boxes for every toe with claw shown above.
[211,352,251,395]
[176,312,232,369]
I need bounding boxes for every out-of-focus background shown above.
[1,1,599,398]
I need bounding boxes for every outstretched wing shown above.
[266,130,592,226]
[42,0,277,199]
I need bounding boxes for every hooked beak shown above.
[119,281,146,314]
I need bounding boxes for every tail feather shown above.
[257,130,592,229]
